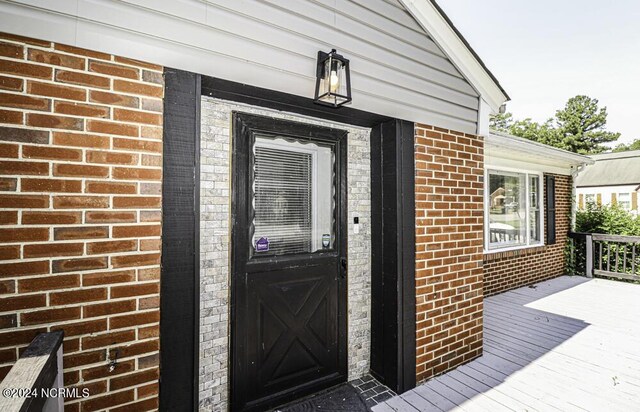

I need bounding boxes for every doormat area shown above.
[350,375,396,408]
[275,384,368,412]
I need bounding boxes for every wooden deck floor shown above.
[373,276,640,411]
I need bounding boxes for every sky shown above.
[438,0,640,144]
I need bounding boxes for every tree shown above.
[491,113,563,147]
[490,95,621,154]
[509,118,560,147]
[554,95,620,154]
[489,112,513,131]
[612,139,640,152]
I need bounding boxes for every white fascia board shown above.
[486,133,594,166]
[399,0,508,113]
[485,151,573,176]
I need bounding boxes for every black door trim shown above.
[161,70,418,410]
[160,68,201,412]
[230,112,348,411]
[369,119,417,393]
[201,76,391,128]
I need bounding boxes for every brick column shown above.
[414,124,484,383]
[0,32,163,411]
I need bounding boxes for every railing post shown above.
[586,234,593,278]
[49,345,64,412]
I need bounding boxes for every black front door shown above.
[231,113,348,412]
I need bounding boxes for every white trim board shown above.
[485,133,592,176]
[399,0,509,113]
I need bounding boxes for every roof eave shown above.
[398,0,509,113]
[487,133,594,166]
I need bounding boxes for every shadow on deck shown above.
[374,276,640,411]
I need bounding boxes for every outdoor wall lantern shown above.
[314,49,352,107]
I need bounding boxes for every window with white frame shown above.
[485,169,543,251]
[585,193,596,204]
[618,193,631,210]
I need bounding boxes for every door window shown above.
[252,135,335,256]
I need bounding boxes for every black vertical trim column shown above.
[370,123,384,382]
[161,68,201,412]
[370,119,416,394]
[398,120,416,393]
[546,174,556,245]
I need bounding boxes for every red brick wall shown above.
[484,174,571,296]
[414,124,484,383]
[0,32,163,411]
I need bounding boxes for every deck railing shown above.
[569,232,640,281]
[0,331,64,412]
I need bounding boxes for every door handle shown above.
[340,257,347,279]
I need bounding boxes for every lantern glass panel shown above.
[314,51,351,107]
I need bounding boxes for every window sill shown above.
[484,243,544,254]
[483,244,547,262]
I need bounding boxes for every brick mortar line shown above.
[6,140,165,151]
[0,140,163,156]
[0,262,162,278]
[0,254,162,266]
[0,253,162,267]
[1,37,162,72]
[0,101,164,118]
[1,83,163,110]
[0,53,164,80]
[1,306,161,320]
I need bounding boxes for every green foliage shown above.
[555,96,620,154]
[570,204,640,278]
[490,95,621,154]
[575,203,640,236]
[509,118,560,147]
[612,138,640,152]
[489,112,513,130]
[564,237,583,276]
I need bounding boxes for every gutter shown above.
[570,163,588,231]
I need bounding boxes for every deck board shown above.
[373,276,640,411]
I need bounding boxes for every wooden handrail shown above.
[571,232,640,281]
[591,233,640,243]
[0,331,64,412]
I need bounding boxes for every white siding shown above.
[0,0,481,133]
[577,185,639,210]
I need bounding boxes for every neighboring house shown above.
[0,1,591,412]
[576,150,640,213]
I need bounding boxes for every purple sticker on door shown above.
[255,237,269,252]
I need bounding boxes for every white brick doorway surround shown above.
[197,97,372,411]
